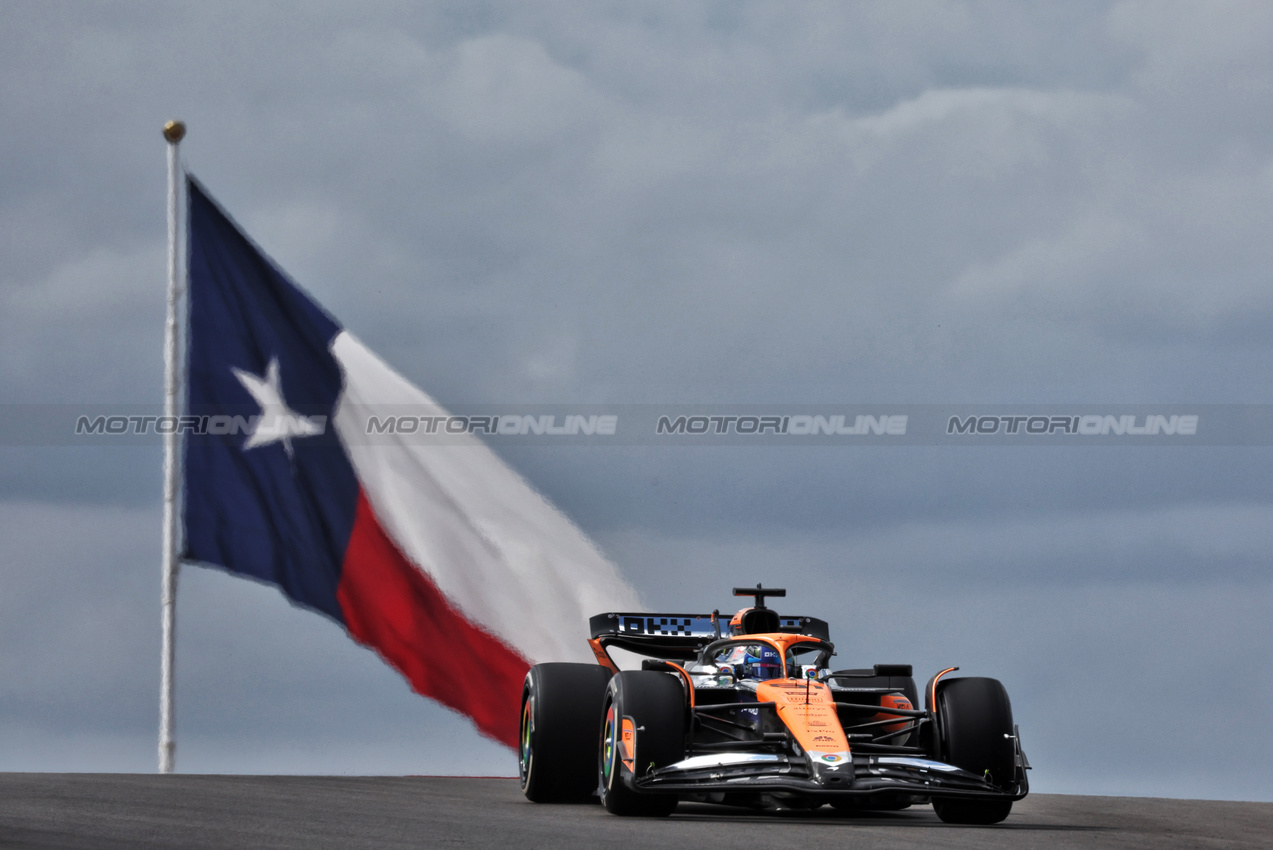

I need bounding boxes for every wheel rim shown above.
[601,703,618,788]
[519,695,533,787]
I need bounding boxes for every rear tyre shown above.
[932,676,1016,825]
[520,663,613,803]
[598,671,685,817]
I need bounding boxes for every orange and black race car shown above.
[518,586,1029,824]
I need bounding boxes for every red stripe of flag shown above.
[337,490,530,748]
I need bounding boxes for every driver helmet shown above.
[741,644,783,680]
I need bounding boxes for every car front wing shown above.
[633,751,1029,802]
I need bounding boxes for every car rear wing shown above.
[589,611,831,660]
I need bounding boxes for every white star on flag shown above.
[231,358,325,454]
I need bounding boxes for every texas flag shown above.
[182,177,639,748]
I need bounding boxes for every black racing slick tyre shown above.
[932,676,1016,825]
[520,663,613,803]
[598,671,685,817]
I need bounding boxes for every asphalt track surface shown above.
[0,775,1269,849]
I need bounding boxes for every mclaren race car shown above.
[518,586,1029,824]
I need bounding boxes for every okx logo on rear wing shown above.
[589,611,830,661]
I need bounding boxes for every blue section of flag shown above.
[183,176,358,622]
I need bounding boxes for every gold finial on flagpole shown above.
[163,120,186,144]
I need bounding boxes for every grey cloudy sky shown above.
[2,1,1272,801]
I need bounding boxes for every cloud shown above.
[0,502,157,731]
[0,245,165,402]
[429,34,608,145]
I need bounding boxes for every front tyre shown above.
[932,677,1016,825]
[520,663,613,803]
[598,671,685,817]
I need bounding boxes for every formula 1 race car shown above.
[518,586,1029,824]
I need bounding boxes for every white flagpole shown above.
[159,119,186,774]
